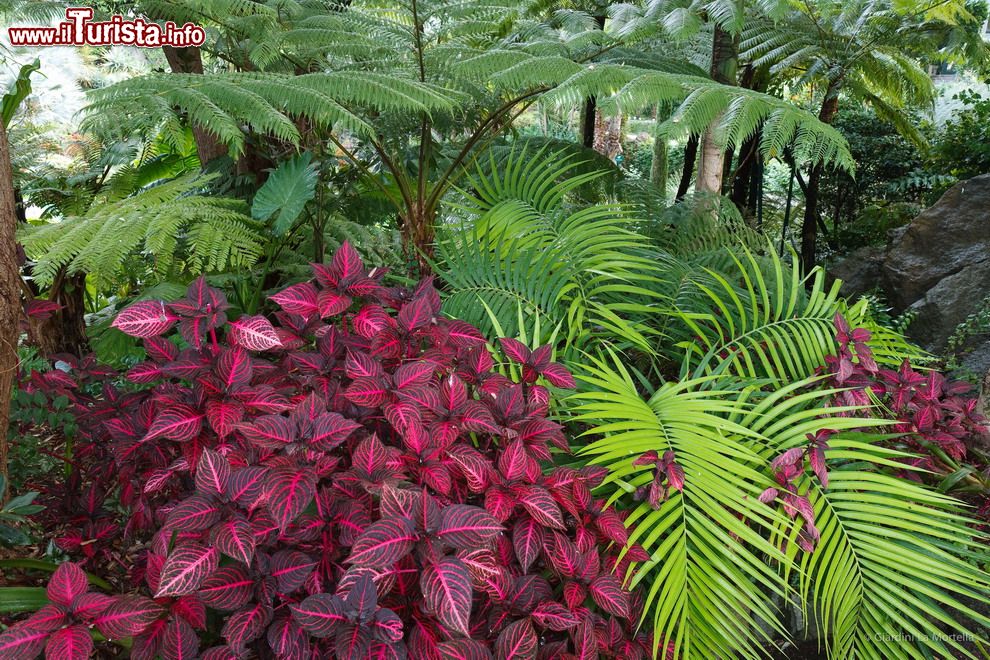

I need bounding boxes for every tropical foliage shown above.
[1,0,990,659]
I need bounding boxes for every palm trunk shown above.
[0,121,21,489]
[579,14,607,149]
[800,88,840,275]
[27,269,88,357]
[695,24,738,194]
[650,106,669,203]
[676,135,700,202]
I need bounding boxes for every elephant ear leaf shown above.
[252,152,318,236]
[2,58,40,129]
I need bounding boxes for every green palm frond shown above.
[19,174,262,288]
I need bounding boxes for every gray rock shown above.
[831,174,990,353]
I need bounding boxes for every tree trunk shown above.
[579,14,607,149]
[401,201,435,276]
[162,46,229,165]
[650,106,669,203]
[676,135,700,202]
[695,25,738,194]
[0,121,21,488]
[26,269,88,357]
[800,88,840,275]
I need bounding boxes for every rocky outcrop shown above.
[830,174,990,374]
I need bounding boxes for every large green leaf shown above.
[2,59,40,129]
[251,152,318,235]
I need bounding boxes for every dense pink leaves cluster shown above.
[5,243,651,659]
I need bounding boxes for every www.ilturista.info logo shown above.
[7,8,205,47]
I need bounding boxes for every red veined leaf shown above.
[439,375,468,412]
[809,446,828,488]
[498,439,529,482]
[589,574,630,618]
[44,625,92,660]
[270,550,317,592]
[379,484,422,519]
[495,619,538,660]
[173,595,206,629]
[457,548,503,591]
[437,505,503,550]
[572,618,596,660]
[0,621,50,660]
[222,602,273,654]
[343,572,378,621]
[448,445,495,492]
[226,466,269,509]
[200,646,240,660]
[156,543,219,598]
[595,509,629,546]
[195,449,231,498]
[344,377,389,408]
[309,412,360,449]
[130,620,166,660]
[336,623,372,660]
[228,315,281,351]
[69,593,113,622]
[161,616,198,660]
[667,461,685,492]
[393,361,436,389]
[373,609,403,643]
[539,363,576,389]
[127,361,163,383]
[238,415,295,449]
[438,639,493,660]
[216,348,252,389]
[27,604,71,631]
[563,582,586,610]
[232,385,292,413]
[397,295,434,332]
[23,298,60,319]
[458,401,499,434]
[531,601,581,631]
[443,320,487,347]
[96,595,164,639]
[498,338,531,365]
[164,495,222,532]
[351,435,390,477]
[267,618,310,658]
[352,304,392,338]
[317,289,352,317]
[512,517,544,572]
[421,557,473,637]
[265,468,317,531]
[771,447,805,470]
[144,405,204,443]
[112,300,178,338]
[270,282,319,316]
[46,561,88,606]
[290,593,344,638]
[545,532,583,579]
[197,566,254,611]
[145,336,179,362]
[332,240,365,282]
[347,518,417,568]
[211,518,256,565]
[205,400,244,438]
[518,486,565,530]
[344,350,384,379]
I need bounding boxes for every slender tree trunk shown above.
[696,25,739,194]
[650,106,669,203]
[0,121,20,489]
[779,164,795,256]
[676,135,700,202]
[162,46,229,165]
[800,88,840,275]
[580,14,607,148]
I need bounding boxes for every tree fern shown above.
[19,174,262,288]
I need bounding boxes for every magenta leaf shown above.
[270,550,317,592]
[197,567,254,612]
[498,338,531,365]
[211,518,257,565]
[267,618,310,658]
[228,315,281,351]
[438,639,494,660]
[589,574,630,618]
[270,282,319,316]
[291,593,345,638]
[495,619,538,660]
[531,601,581,631]
[222,603,273,654]
[347,518,417,568]
[421,557,473,636]
[164,495,223,532]
[96,595,164,639]
[144,404,204,443]
[0,621,51,660]
[156,543,219,598]
[518,486,566,530]
[512,517,544,572]
[44,625,92,660]
[195,448,231,498]
[161,617,198,660]
[265,468,317,531]
[112,300,178,338]
[46,562,88,607]
[437,504,503,550]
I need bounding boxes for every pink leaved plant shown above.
[12,242,651,659]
